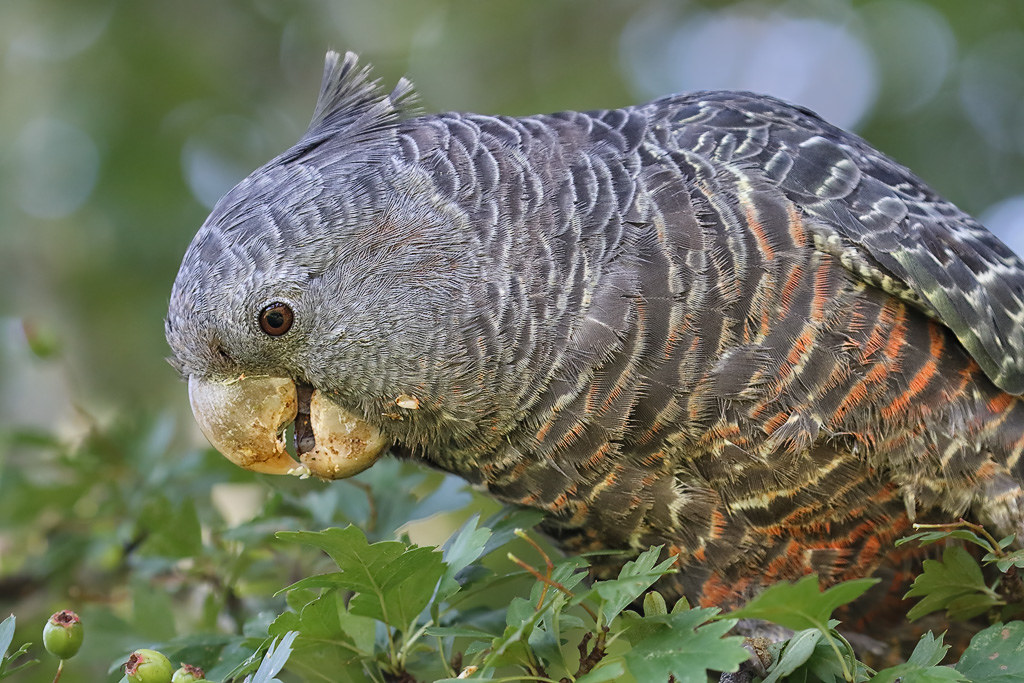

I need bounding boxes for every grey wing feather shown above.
[659,91,1024,395]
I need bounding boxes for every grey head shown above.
[166,52,484,478]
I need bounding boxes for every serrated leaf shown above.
[873,632,965,683]
[527,615,562,668]
[946,592,1001,620]
[278,526,404,592]
[268,590,373,679]
[246,631,298,683]
[588,546,677,623]
[278,526,445,630]
[907,631,952,667]
[623,608,747,682]
[904,545,1000,621]
[438,515,492,600]
[481,508,546,556]
[726,575,878,631]
[986,548,1024,573]
[484,605,547,669]
[956,622,1024,681]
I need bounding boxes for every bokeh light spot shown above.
[981,195,1024,257]
[14,117,100,219]
[182,115,268,210]
[621,6,878,130]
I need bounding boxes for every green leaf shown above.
[903,545,1001,620]
[623,608,747,682]
[588,546,677,623]
[268,590,373,680]
[0,616,13,661]
[984,548,1024,573]
[761,624,867,683]
[576,658,628,683]
[873,632,965,683]
[897,529,994,552]
[762,628,822,683]
[480,507,546,555]
[247,631,298,683]
[437,515,492,600]
[642,591,668,617]
[278,526,445,631]
[483,597,550,669]
[956,622,1024,681]
[0,616,39,681]
[907,631,953,668]
[726,575,879,631]
[423,625,497,639]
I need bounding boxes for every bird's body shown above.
[167,53,1024,616]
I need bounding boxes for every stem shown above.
[383,624,400,674]
[911,519,1008,557]
[507,553,599,623]
[814,621,853,682]
[52,659,64,683]
[515,530,554,610]
[397,619,434,666]
[438,637,458,678]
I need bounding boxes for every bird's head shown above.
[166,52,483,480]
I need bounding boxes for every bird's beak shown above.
[187,375,389,479]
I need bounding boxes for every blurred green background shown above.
[4,0,1024,431]
[1,0,1023,680]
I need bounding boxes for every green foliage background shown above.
[2,1,1024,681]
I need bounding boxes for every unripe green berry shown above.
[171,663,206,683]
[124,649,173,683]
[42,610,83,659]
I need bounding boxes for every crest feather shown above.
[304,51,417,143]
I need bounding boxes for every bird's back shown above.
[394,90,1024,609]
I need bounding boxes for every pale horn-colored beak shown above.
[187,375,389,479]
[188,375,299,474]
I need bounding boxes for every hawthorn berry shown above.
[125,648,173,683]
[42,610,83,660]
[171,663,206,683]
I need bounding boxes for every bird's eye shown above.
[259,302,294,336]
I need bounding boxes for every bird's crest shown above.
[303,51,417,145]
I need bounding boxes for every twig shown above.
[515,529,554,609]
[911,519,1008,557]
[507,553,599,622]
[573,628,609,677]
[52,660,65,683]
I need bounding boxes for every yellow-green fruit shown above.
[171,663,206,683]
[125,649,173,683]
[42,610,83,660]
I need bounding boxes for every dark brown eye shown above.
[259,302,293,336]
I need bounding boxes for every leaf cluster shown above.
[9,419,1024,681]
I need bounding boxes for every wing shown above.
[652,91,1024,395]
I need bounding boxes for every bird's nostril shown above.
[214,344,231,363]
